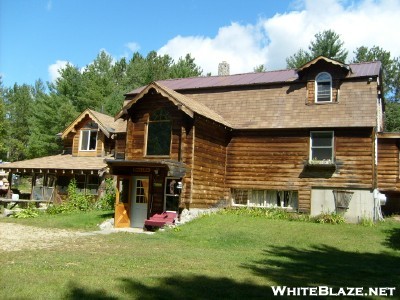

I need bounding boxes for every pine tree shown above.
[286,30,348,68]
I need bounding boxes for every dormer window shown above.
[80,120,98,151]
[315,72,332,102]
[80,129,98,151]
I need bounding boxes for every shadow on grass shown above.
[100,212,114,219]
[384,227,400,250]
[65,245,400,299]
[66,276,272,300]
[67,282,118,300]
[244,245,400,293]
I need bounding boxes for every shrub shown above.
[95,178,116,210]
[67,179,95,211]
[13,205,39,219]
[313,212,346,224]
[359,217,375,227]
[46,179,95,214]
[220,207,299,220]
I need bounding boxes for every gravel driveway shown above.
[0,223,85,252]
[0,222,151,252]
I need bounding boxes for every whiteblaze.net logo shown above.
[271,286,397,297]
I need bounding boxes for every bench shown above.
[0,198,51,211]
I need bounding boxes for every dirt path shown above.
[0,222,152,252]
[0,223,86,252]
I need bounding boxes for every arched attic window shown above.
[315,72,332,103]
[146,108,172,156]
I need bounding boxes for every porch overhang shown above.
[105,159,189,178]
[3,155,108,175]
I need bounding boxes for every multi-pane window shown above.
[310,131,334,162]
[135,179,148,204]
[146,109,171,156]
[315,72,332,102]
[80,130,97,151]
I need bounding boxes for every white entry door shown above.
[131,176,149,228]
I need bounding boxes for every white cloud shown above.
[158,22,269,75]
[125,42,141,53]
[48,60,69,82]
[158,0,400,75]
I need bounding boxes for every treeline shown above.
[0,51,203,162]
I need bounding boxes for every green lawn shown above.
[1,212,399,299]
[1,210,115,231]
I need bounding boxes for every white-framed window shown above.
[231,189,298,210]
[310,131,334,163]
[315,72,332,102]
[80,129,97,151]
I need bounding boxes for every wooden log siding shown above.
[115,134,126,158]
[190,117,229,208]
[179,118,194,207]
[225,128,374,212]
[125,95,184,161]
[377,139,400,191]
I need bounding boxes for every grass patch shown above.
[0,210,114,230]
[0,212,399,299]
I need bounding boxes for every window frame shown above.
[230,188,299,210]
[145,109,172,157]
[79,129,98,151]
[310,131,335,163]
[315,72,332,103]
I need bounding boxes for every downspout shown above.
[373,126,378,190]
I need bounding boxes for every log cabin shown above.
[108,56,391,227]
[3,109,126,202]
[4,56,398,227]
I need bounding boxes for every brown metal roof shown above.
[347,61,382,78]
[126,69,298,96]
[125,61,381,96]
[119,58,382,130]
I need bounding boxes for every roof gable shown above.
[61,109,125,139]
[117,82,232,127]
[297,56,350,73]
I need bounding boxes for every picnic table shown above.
[0,198,50,212]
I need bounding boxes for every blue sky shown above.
[1,0,400,87]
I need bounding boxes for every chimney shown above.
[218,61,230,76]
